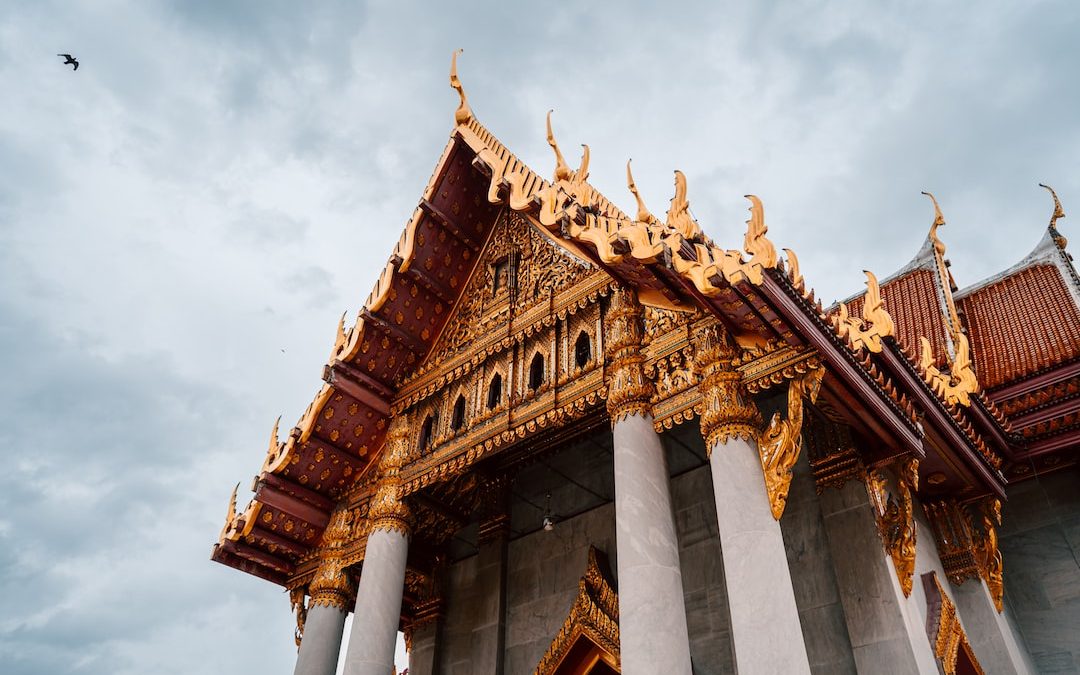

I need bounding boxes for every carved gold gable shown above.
[424,209,603,368]
[534,546,620,675]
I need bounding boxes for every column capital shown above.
[694,324,760,452]
[604,287,654,422]
[369,414,414,537]
[309,507,358,611]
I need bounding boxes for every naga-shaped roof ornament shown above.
[450,49,473,126]
[546,110,574,183]
[921,191,963,341]
[834,270,895,353]
[1039,183,1068,249]
[922,190,947,257]
[666,170,704,241]
[625,160,658,224]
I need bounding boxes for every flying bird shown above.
[57,54,79,70]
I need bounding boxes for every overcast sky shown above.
[1,1,1077,673]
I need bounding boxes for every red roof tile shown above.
[959,264,1080,390]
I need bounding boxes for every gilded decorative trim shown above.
[368,415,414,537]
[289,586,307,648]
[758,366,824,519]
[604,288,654,423]
[923,572,986,675]
[533,546,620,675]
[832,270,895,353]
[918,332,980,408]
[973,497,1005,612]
[695,324,760,452]
[866,456,919,596]
[923,500,979,585]
[308,506,359,611]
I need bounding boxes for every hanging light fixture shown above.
[542,492,555,531]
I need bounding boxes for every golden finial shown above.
[268,415,281,453]
[666,171,702,240]
[626,160,658,224]
[449,49,473,126]
[783,248,803,290]
[921,191,946,255]
[546,110,573,182]
[330,311,347,361]
[743,195,776,268]
[1039,183,1066,230]
[577,144,590,183]
[862,270,895,338]
[225,482,239,524]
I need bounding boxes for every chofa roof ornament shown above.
[1040,183,1068,249]
[450,49,473,126]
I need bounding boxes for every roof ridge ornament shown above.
[666,171,704,241]
[449,49,473,126]
[833,270,894,353]
[546,110,574,183]
[626,160,658,225]
[1039,183,1068,249]
[921,191,964,345]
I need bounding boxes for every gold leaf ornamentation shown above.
[973,497,1004,612]
[694,323,760,451]
[368,415,414,537]
[866,456,919,596]
[758,367,824,519]
[834,270,894,353]
[604,288,654,422]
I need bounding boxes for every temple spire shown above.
[449,49,473,126]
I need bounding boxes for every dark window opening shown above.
[574,331,591,369]
[487,373,502,410]
[419,413,436,451]
[450,395,466,432]
[529,353,545,391]
[493,258,510,293]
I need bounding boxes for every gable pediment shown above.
[408,208,608,381]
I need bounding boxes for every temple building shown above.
[212,54,1080,674]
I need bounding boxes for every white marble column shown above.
[708,435,812,674]
[952,574,1035,673]
[612,412,694,675]
[342,528,409,675]
[343,415,413,675]
[605,288,693,675]
[694,323,811,674]
[294,603,348,675]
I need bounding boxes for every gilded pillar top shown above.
[604,287,654,423]
[368,414,414,537]
[694,324,760,452]
[307,507,357,611]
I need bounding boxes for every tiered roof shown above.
[213,54,1075,588]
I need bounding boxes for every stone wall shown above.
[1000,466,1080,673]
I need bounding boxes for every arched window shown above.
[529,352,545,391]
[574,331,591,369]
[419,413,436,451]
[487,373,502,410]
[450,395,466,432]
